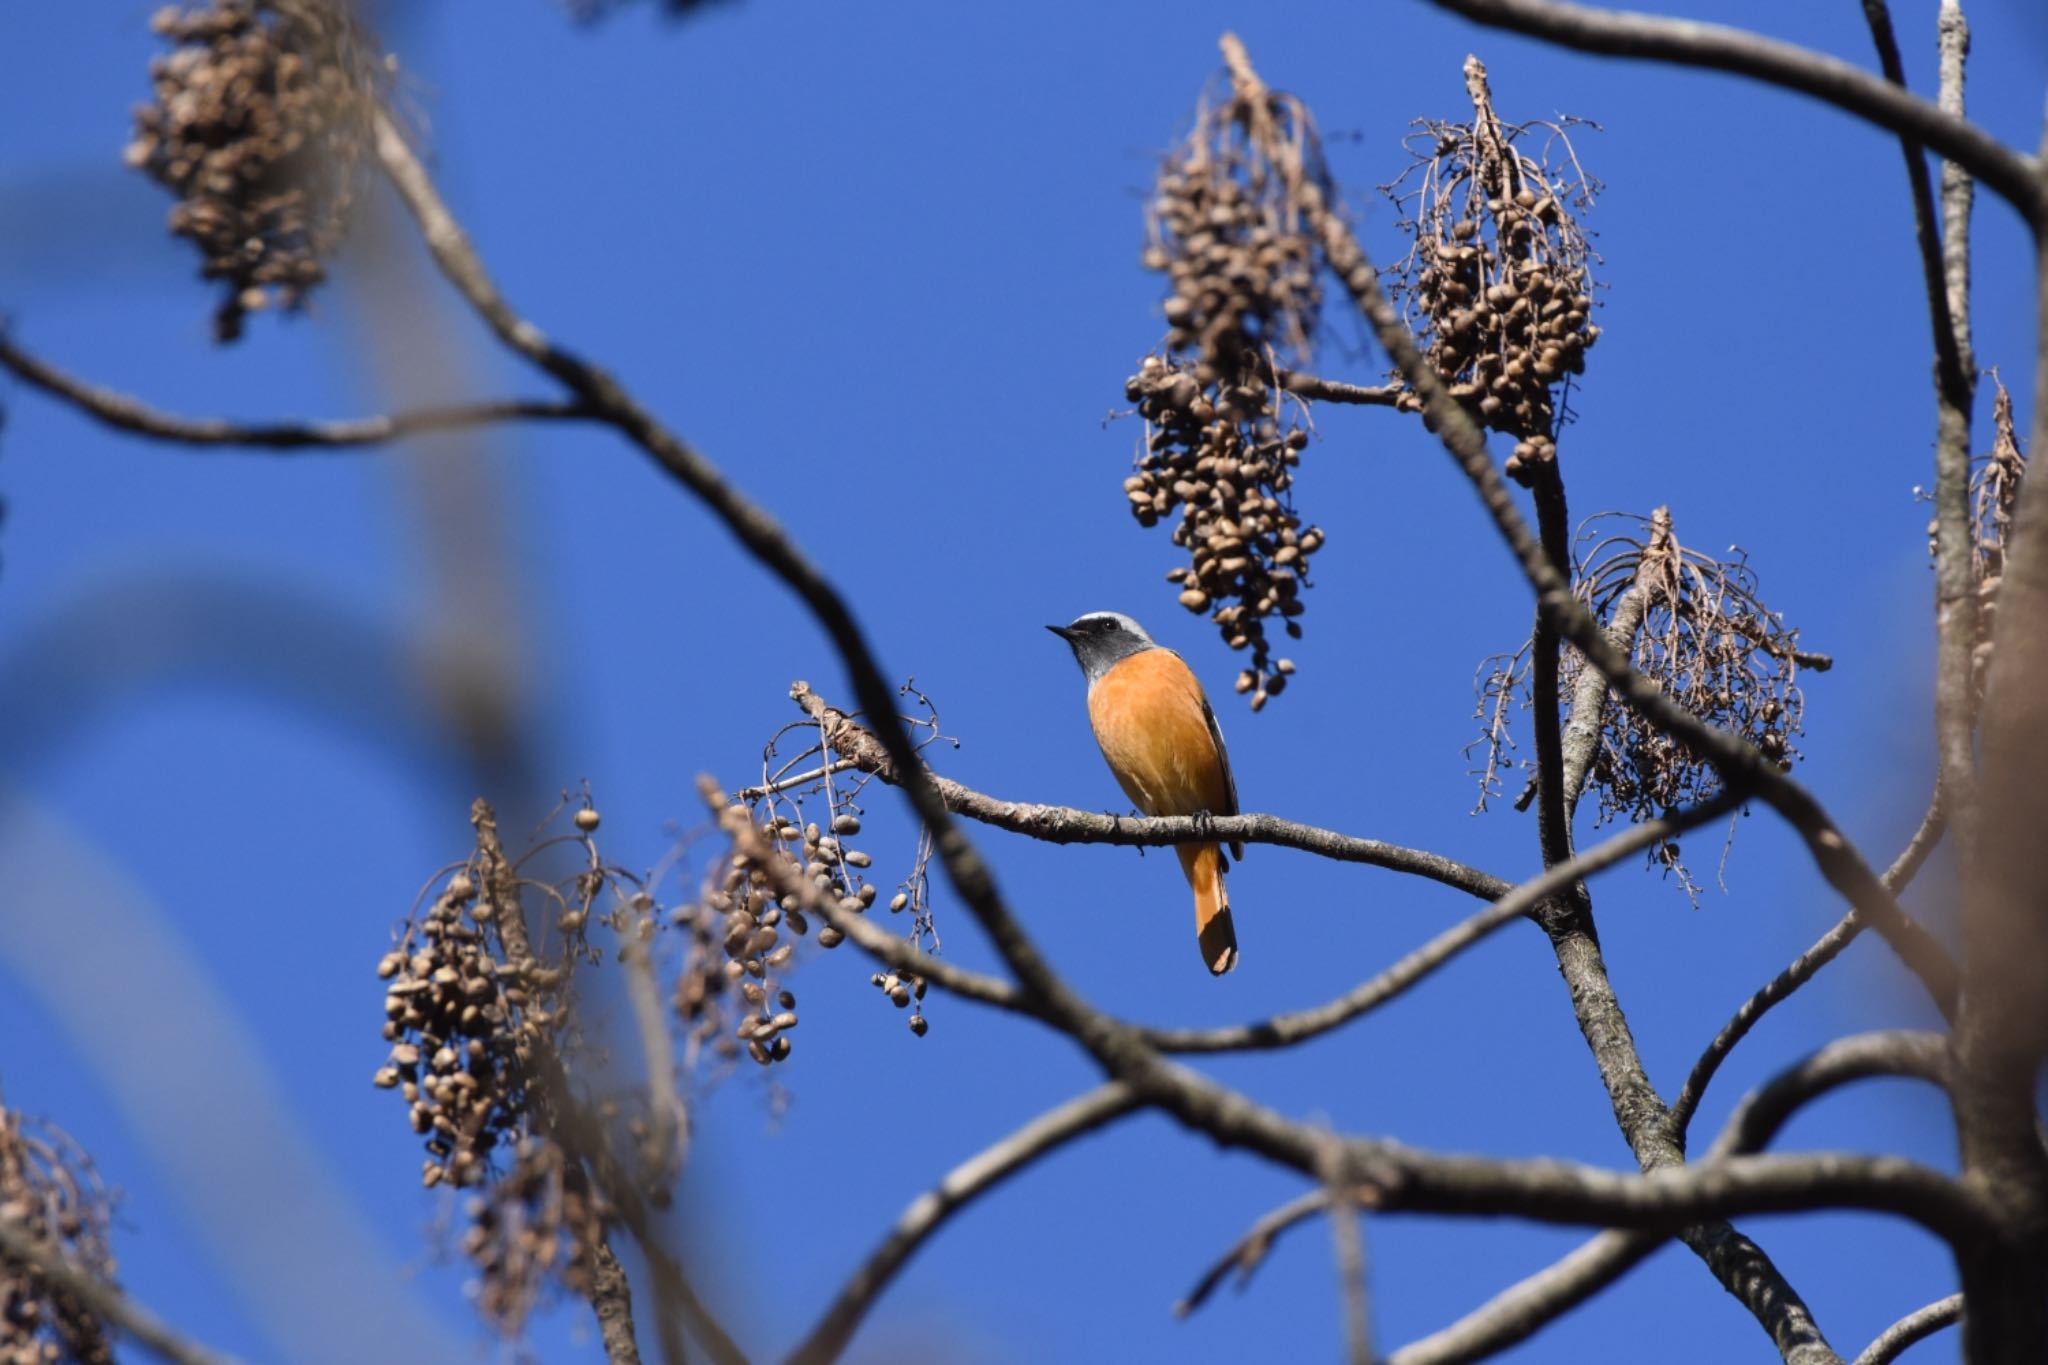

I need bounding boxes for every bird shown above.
[1048,611,1242,974]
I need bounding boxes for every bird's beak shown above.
[1046,624,1075,641]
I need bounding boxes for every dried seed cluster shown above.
[461,1138,606,1338]
[673,812,842,1070]
[1124,72,1335,707]
[1471,508,1821,892]
[1385,56,1600,484]
[1566,508,1814,818]
[0,1109,114,1365]
[127,0,383,341]
[376,799,628,1338]
[374,865,564,1192]
[703,688,949,1041]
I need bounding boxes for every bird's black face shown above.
[1048,612,1155,683]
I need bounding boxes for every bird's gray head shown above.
[1047,611,1158,684]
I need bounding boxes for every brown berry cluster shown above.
[1123,70,1335,707]
[672,820,821,1071]
[461,1137,606,1338]
[379,799,647,1338]
[127,0,384,341]
[374,863,564,1192]
[1385,56,1600,484]
[0,1108,114,1365]
[696,761,938,1046]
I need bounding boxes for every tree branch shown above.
[1277,369,1405,406]
[1135,793,1736,1054]
[0,333,593,448]
[1387,1229,1659,1365]
[713,762,1732,1058]
[785,1084,1142,1365]
[1175,1187,1367,1317]
[1852,1294,1965,1365]
[786,682,1509,902]
[1423,0,2045,225]
[0,1215,245,1365]
[1398,1027,1960,1365]
[1706,1032,1953,1162]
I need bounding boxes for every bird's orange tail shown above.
[1176,843,1238,975]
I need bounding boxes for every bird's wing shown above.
[1198,687,1244,863]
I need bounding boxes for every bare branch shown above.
[1277,369,1404,406]
[1138,793,1738,1053]
[0,333,593,448]
[1852,1294,1965,1365]
[785,1084,1142,1365]
[1706,1032,1953,1162]
[787,682,1509,902]
[0,1216,244,1365]
[1398,1035,1961,1365]
[1388,1229,1659,1365]
[1176,1188,1362,1316]
[1423,0,2045,225]
[1672,786,1947,1143]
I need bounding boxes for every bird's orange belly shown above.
[1087,653,1230,818]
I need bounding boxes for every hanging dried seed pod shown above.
[1469,507,1828,897]
[1122,49,1335,706]
[127,0,388,341]
[1383,55,1601,485]
[0,1107,116,1365]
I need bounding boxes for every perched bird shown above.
[1048,611,1242,974]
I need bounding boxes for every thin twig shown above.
[1276,369,1404,406]
[0,1216,245,1365]
[784,1084,1142,1365]
[1176,1188,1356,1315]
[1852,1294,1964,1365]
[1136,793,1739,1053]
[1387,1229,1659,1365]
[1423,0,2045,224]
[0,334,593,447]
[1671,787,1947,1143]
[1706,1032,1953,1162]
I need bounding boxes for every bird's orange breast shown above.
[1086,649,1231,818]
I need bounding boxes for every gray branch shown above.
[1387,1229,1659,1365]
[784,1084,1142,1365]
[787,682,1508,901]
[1424,0,2044,224]
[0,333,593,447]
[1852,1294,1965,1365]
[1706,1033,1953,1162]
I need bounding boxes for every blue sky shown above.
[0,2,2041,1362]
